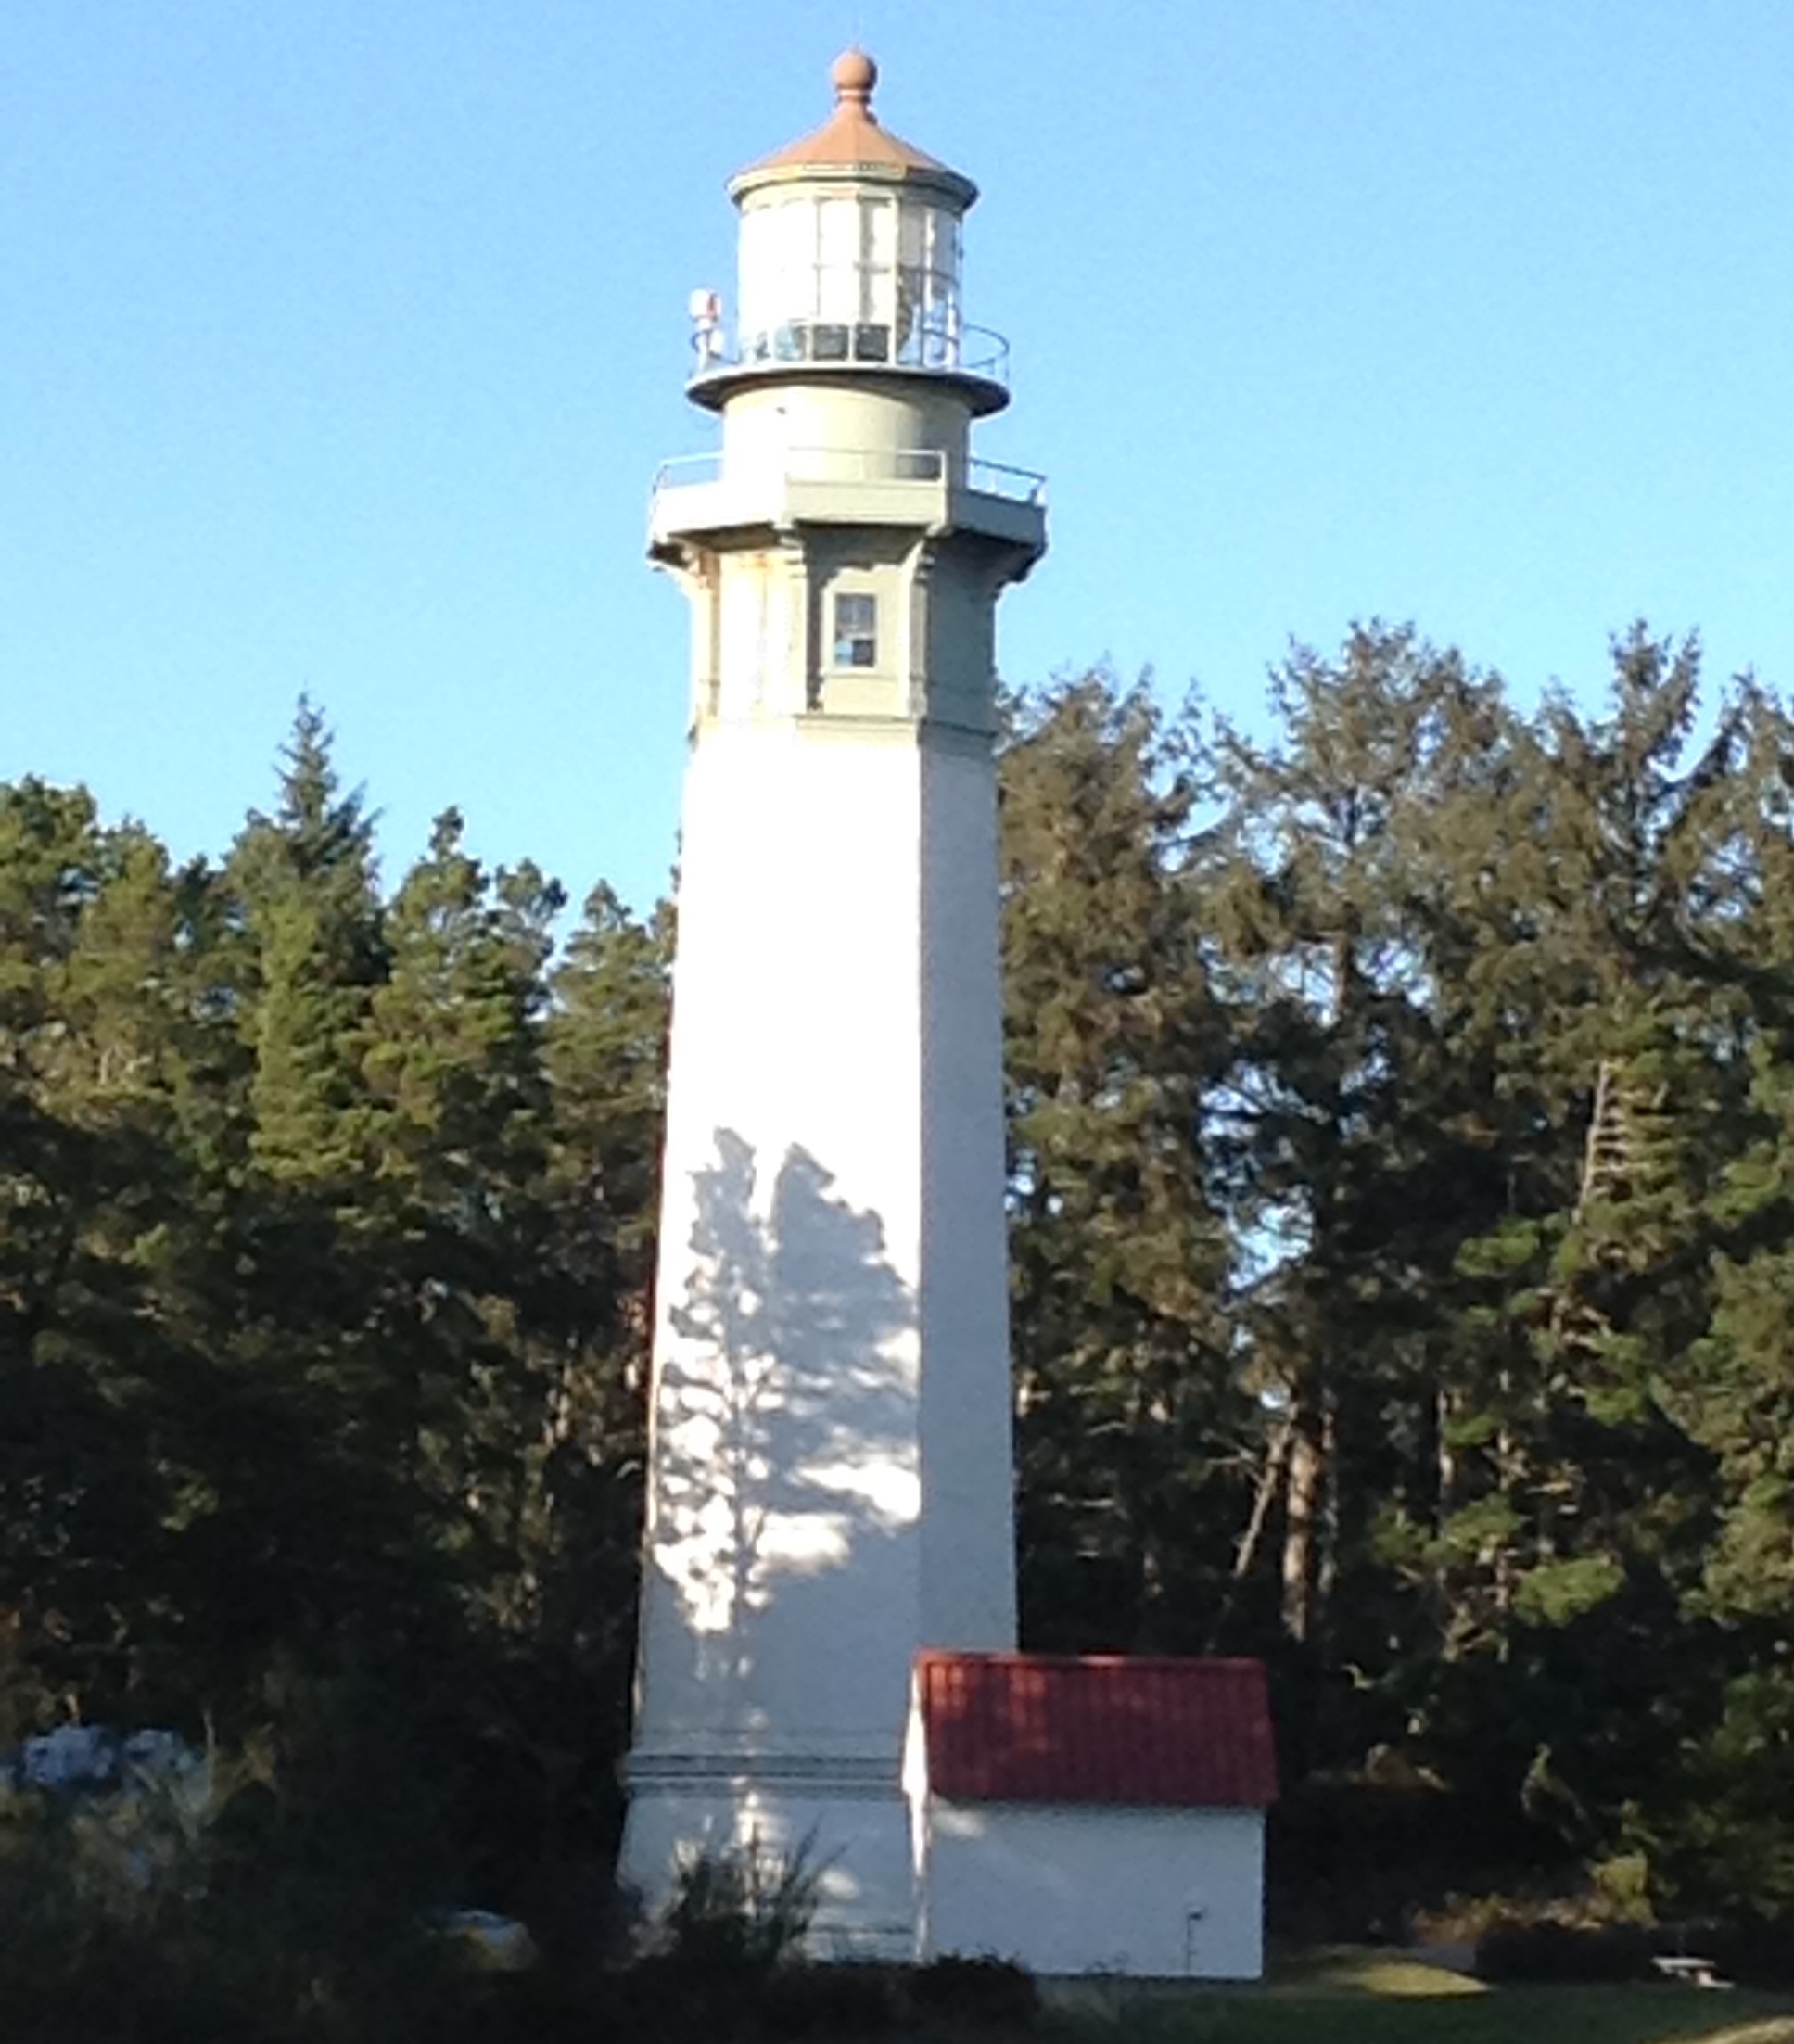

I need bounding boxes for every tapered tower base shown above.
[619,718,1018,1947]
[621,1774,917,1960]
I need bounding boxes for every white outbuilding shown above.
[909,1653,1277,1980]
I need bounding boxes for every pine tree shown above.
[1200,625,1517,1672]
[529,882,669,1686]
[0,782,229,1723]
[1389,631,1769,1844]
[226,700,386,1189]
[999,674,1241,1653]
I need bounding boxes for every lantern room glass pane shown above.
[735,192,963,371]
[897,205,924,271]
[775,201,815,319]
[817,197,858,323]
[895,200,961,367]
[736,205,772,350]
[865,197,896,270]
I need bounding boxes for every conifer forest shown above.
[7,624,1794,2019]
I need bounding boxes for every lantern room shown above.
[690,51,1009,414]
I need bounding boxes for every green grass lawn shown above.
[1067,1948,1794,2044]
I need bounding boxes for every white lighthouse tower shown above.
[619,51,1045,1952]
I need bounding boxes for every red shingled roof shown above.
[915,1653,1277,1809]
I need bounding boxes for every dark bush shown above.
[0,1709,491,2044]
[1474,1918,1654,1983]
[907,1953,1039,2027]
[655,1835,822,1979]
[759,1963,901,2036]
[1268,1774,1565,1945]
[472,1964,669,2044]
[528,1955,901,2043]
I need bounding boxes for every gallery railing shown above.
[690,321,1011,388]
[651,446,1047,513]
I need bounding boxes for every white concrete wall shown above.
[917,737,1016,1648]
[922,1801,1266,1980]
[722,378,972,480]
[621,1784,918,1961]
[631,717,930,1763]
[621,709,1016,1932]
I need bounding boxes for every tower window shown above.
[833,592,878,667]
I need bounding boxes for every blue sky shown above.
[5,1,1790,920]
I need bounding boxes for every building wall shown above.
[917,735,1015,1650]
[630,717,930,1765]
[622,1784,918,1961]
[922,1799,1266,1979]
[622,706,1016,1924]
[721,377,973,479]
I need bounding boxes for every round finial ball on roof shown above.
[832,47,877,104]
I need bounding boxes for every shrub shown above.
[0,1727,487,2044]
[655,1831,824,1978]
[1474,1918,1653,1983]
[759,1963,901,2037]
[908,1952,1040,2027]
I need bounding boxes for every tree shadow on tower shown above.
[641,1128,919,1743]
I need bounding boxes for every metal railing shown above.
[691,321,1011,388]
[650,445,1047,511]
[651,451,727,493]
[967,456,1048,506]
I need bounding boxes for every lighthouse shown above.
[618,51,1046,1951]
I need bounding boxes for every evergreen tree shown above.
[1199,625,1516,1678]
[226,699,386,1189]
[525,882,671,1790]
[1000,675,1241,1653]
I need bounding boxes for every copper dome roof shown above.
[729,50,977,209]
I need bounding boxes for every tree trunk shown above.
[1232,1416,1292,1582]
[1317,1386,1340,1629]
[1281,1408,1323,1642]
